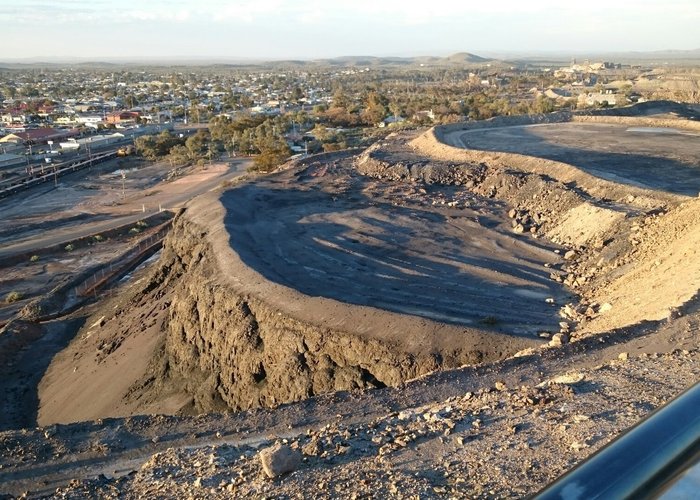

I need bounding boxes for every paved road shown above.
[0,160,250,259]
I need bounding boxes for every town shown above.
[2,55,696,182]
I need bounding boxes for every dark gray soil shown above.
[454,122,700,196]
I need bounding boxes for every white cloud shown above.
[2,0,697,26]
[0,0,697,58]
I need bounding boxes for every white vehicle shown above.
[59,139,80,151]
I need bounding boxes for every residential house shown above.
[105,111,140,126]
[0,113,29,126]
[76,115,104,127]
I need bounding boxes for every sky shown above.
[1,0,698,61]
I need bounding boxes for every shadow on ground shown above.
[223,177,568,336]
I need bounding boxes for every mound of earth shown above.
[36,104,700,424]
[6,102,700,498]
[39,151,577,423]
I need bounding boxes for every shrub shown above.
[129,227,141,234]
[30,255,39,262]
[6,291,24,303]
[93,234,104,242]
[64,243,74,252]
[136,220,149,228]
[479,315,499,326]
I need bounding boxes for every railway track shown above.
[0,149,118,199]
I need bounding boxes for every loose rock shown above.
[259,443,302,479]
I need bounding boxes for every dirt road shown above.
[0,159,250,258]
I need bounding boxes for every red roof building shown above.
[105,111,140,125]
[0,128,79,145]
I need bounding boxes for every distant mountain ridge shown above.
[0,49,698,68]
[272,52,496,68]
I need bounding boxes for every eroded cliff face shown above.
[137,214,449,414]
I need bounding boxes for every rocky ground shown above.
[1,103,700,498]
[2,315,699,497]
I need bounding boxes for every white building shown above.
[76,115,103,126]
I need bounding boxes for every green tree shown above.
[134,130,183,160]
[252,136,290,172]
[125,94,139,108]
[361,91,387,125]
[185,130,209,159]
[168,144,190,165]
[331,88,351,109]
[530,96,556,114]
[290,86,304,102]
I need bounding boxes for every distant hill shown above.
[444,52,492,64]
[271,52,496,69]
[2,48,697,69]
[314,56,421,67]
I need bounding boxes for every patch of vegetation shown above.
[64,243,74,252]
[479,315,500,326]
[93,234,104,242]
[30,255,40,262]
[5,291,24,303]
[129,227,142,234]
[136,220,149,228]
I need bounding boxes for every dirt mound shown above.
[42,161,567,421]
[5,104,700,497]
[577,99,699,118]
[546,203,625,247]
[410,110,700,338]
[37,106,700,424]
[583,197,700,333]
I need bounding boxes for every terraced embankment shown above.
[36,102,700,425]
[410,108,700,336]
[112,162,564,415]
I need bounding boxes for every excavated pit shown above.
[36,103,700,423]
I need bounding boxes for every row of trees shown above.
[209,114,291,171]
[304,84,566,128]
[136,119,294,173]
[134,130,214,166]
